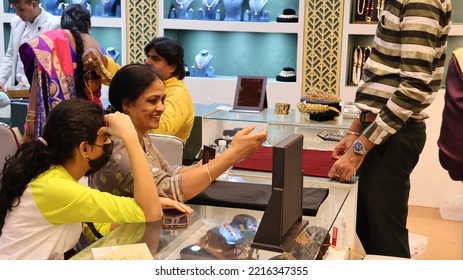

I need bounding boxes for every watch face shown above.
[353,140,365,154]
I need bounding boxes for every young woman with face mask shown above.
[0,98,190,260]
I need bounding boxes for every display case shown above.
[71,175,358,260]
[157,0,305,109]
[339,0,463,103]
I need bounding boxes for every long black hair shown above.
[144,37,186,80]
[0,99,105,234]
[109,63,164,112]
[60,4,92,100]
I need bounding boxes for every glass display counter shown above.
[71,174,355,260]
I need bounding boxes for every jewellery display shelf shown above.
[0,0,127,66]
[158,1,305,110]
[339,0,463,103]
[71,177,358,260]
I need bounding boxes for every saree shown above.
[19,29,102,139]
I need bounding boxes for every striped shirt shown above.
[355,0,452,145]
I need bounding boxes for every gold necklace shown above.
[357,0,365,15]
[365,0,375,22]
[377,0,384,19]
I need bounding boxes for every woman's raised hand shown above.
[227,125,267,162]
[98,112,138,143]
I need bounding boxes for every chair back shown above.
[0,122,21,174]
[148,133,184,166]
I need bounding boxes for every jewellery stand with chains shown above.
[46,0,63,16]
[223,0,244,21]
[249,0,268,22]
[102,0,118,17]
[203,0,221,20]
[350,46,371,85]
[354,0,379,23]
[175,0,195,19]
[73,0,92,14]
[191,50,214,77]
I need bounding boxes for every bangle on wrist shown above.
[205,163,213,183]
[346,131,359,136]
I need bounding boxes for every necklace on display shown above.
[352,46,362,85]
[377,0,384,19]
[250,0,267,16]
[357,0,365,15]
[176,0,188,9]
[365,0,375,22]
[196,52,212,69]
[203,0,218,11]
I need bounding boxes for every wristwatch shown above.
[352,140,368,155]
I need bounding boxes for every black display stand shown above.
[251,134,309,253]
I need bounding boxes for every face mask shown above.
[86,140,114,175]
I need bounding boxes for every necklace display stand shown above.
[191,50,214,77]
[175,0,195,19]
[102,0,117,17]
[223,0,243,21]
[45,0,63,16]
[202,0,221,20]
[73,0,92,14]
[248,0,268,22]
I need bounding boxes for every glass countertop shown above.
[71,173,354,260]
[204,108,354,129]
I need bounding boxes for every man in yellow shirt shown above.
[144,37,194,143]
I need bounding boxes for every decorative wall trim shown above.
[303,0,344,96]
[127,0,158,63]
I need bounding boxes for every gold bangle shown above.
[205,163,213,183]
[346,131,359,136]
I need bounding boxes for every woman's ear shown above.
[79,141,89,158]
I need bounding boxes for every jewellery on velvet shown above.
[278,69,296,78]
[296,102,341,115]
[304,88,341,103]
[377,0,384,19]
[203,0,218,11]
[357,0,365,15]
[249,0,267,16]
[195,52,212,69]
[365,0,375,22]
[176,0,188,9]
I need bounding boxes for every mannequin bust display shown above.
[248,0,268,22]
[46,0,63,15]
[175,0,195,19]
[202,0,221,20]
[223,0,243,21]
[73,0,91,13]
[192,50,213,77]
[102,0,117,17]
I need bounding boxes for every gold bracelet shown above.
[346,131,359,136]
[205,163,213,183]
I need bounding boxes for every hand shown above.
[0,82,5,92]
[24,122,36,142]
[159,197,194,214]
[82,48,101,71]
[98,112,138,143]
[328,148,364,183]
[332,134,356,159]
[227,125,268,162]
